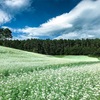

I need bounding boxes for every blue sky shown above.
[0,0,100,39]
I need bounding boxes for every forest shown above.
[0,38,100,56]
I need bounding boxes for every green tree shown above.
[0,28,12,40]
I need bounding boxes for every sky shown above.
[0,0,100,40]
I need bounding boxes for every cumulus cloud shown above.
[0,10,11,25]
[5,0,29,8]
[0,0,32,25]
[4,0,32,12]
[14,0,100,39]
[17,14,73,36]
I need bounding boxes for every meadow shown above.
[0,46,100,100]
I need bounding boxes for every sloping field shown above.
[0,46,100,100]
[55,55,99,61]
[0,46,99,75]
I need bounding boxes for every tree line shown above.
[0,28,100,56]
[0,38,100,56]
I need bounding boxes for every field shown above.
[0,46,100,100]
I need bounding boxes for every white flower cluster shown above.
[0,46,100,100]
[0,63,100,100]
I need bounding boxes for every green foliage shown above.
[0,28,12,40]
[1,38,100,56]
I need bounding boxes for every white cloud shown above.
[17,14,73,36]
[2,26,13,30]
[14,13,73,39]
[5,0,26,7]
[55,32,78,40]
[54,31,96,40]
[0,0,32,25]
[14,0,100,39]
[0,10,11,25]
[4,0,31,10]
[13,35,38,40]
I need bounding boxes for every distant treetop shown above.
[0,28,12,40]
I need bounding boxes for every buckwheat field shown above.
[0,46,100,100]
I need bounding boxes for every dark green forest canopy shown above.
[0,38,100,56]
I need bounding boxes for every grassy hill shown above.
[0,46,100,100]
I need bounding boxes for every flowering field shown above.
[0,46,100,100]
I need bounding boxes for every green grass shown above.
[0,46,100,100]
[54,55,98,61]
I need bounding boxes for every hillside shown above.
[0,46,99,75]
[0,46,100,100]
